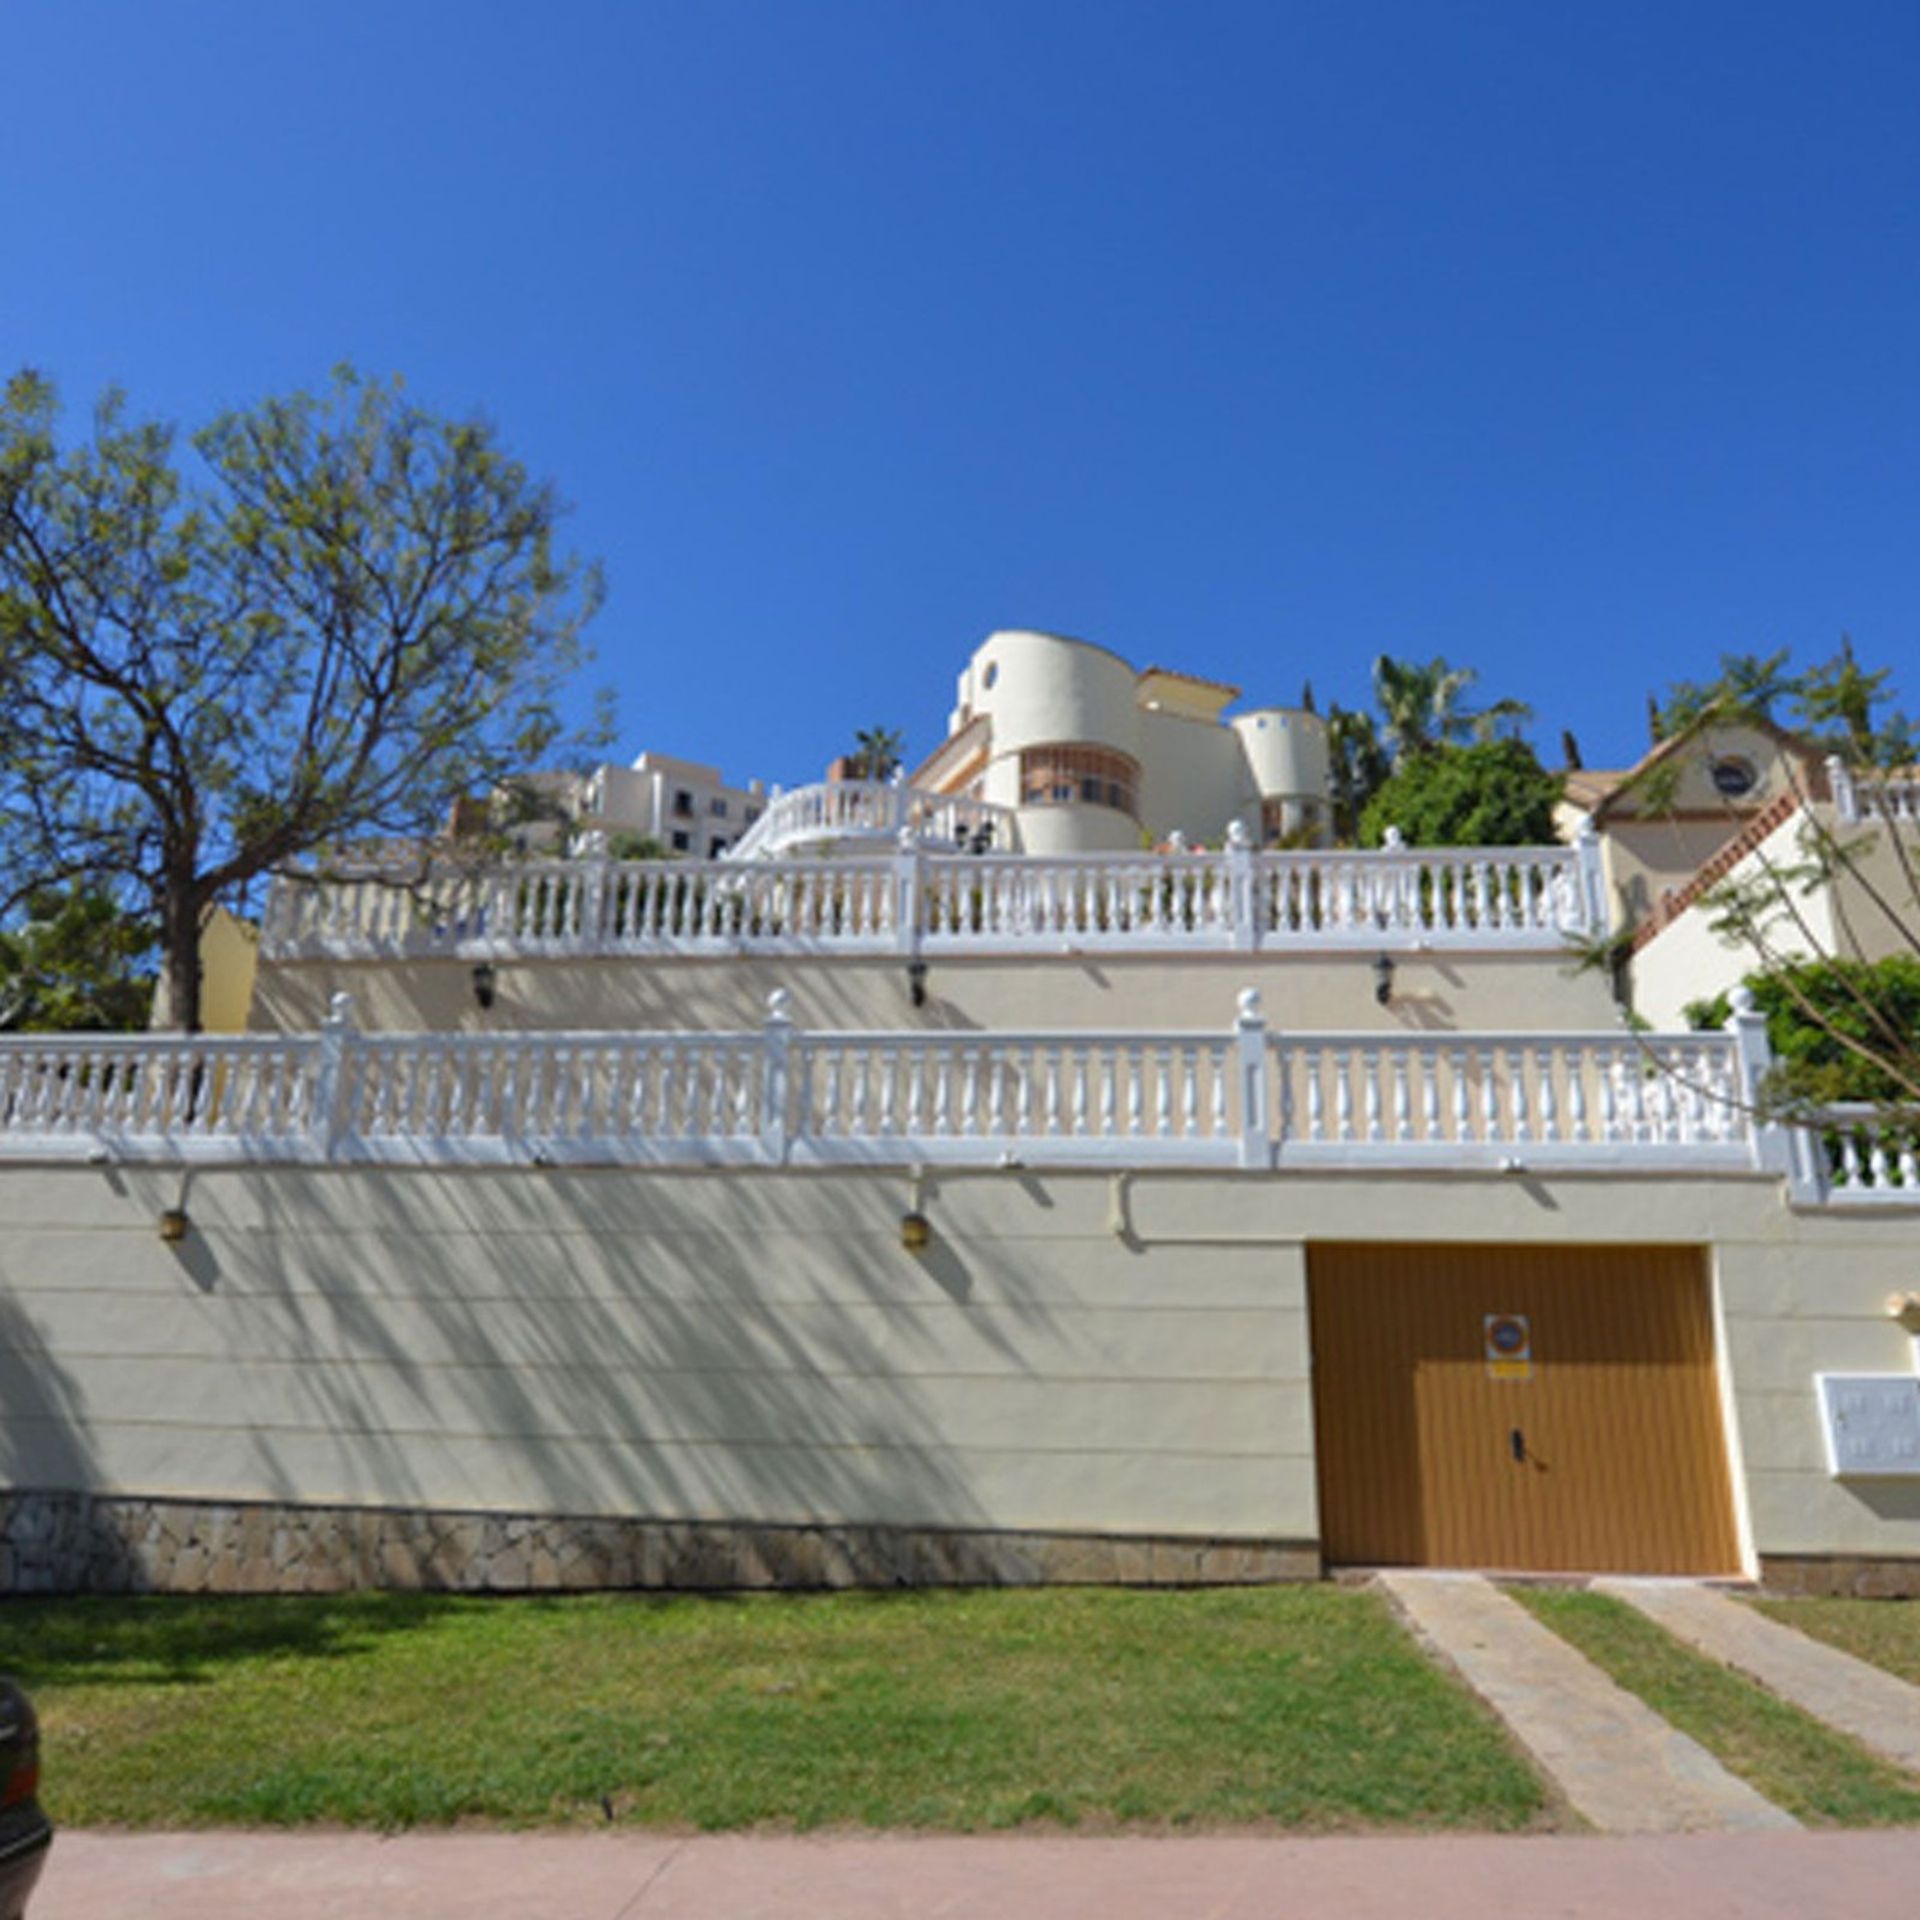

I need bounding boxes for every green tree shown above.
[1686,958,1920,1109]
[0,368,605,1031]
[0,887,155,1032]
[1358,738,1563,849]
[850,725,904,781]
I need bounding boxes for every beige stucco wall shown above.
[1592,725,1812,929]
[2,1162,1915,1568]
[1137,708,1254,844]
[0,1163,1318,1545]
[248,950,1625,1038]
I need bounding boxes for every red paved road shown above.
[32,1828,1920,1919]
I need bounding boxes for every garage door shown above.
[1308,1243,1741,1575]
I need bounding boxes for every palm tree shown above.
[1371,655,1531,764]
[850,726,905,782]
[1325,705,1391,844]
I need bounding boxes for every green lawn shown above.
[1511,1588,1920,1827]
[1750,1597,1920,1688]
[5,1585,1547,1833]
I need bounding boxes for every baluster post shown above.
[1225,819,1258,952]
[761,989,793,1164]
[1235,988,1271,1169]
[893,827,923,964]
[1725,986,1805,1195]
[1575,817,1606,934]
[309,991,355,1161]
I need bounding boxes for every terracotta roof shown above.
[1136,665,1244,702]
[907,711,990,792]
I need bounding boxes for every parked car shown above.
[0,1681,50,1919]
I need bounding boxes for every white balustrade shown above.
[263,837,1606,963]
[725,780,1019,861]
[1797,1105,1920,1203]
[0,1034,320,1157]
[0,1004,1814,1187]
[790,1030,1242,1166]
[1826,755,1920,827]
[1269,1031,1754,1168]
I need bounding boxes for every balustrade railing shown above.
[1789,1104,1920,1203]
[724,779,1019,861]
[1269,1031,1750,1166]
[263,832,1606,961]
[1826,755,1920,827]
[19,990,1903,1200]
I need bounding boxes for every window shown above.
[673,789,694,817]
[1710,757,1757,798]
[671,829,691,852]
[709,796,729,817]
[1018,744,1139,816]
[745,807,761,825]
[709,836,728,857]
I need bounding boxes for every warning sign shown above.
[1484,1312,1532,1382]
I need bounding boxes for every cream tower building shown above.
[914,629,1331,854]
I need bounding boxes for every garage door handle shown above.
[1509,1428,1525,1464]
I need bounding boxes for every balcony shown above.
[723,778,1019,860]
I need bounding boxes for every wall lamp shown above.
[471,961,498,1011]
[1372,953,1395,1006]
[900,1166,932,1250]
[158,1206,191,1244]
[906,958,929,1009]
[1886,1293,1920,1336]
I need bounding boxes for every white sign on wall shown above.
[1816,1375,1920,1478]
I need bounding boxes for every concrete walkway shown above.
[1376,1570,1798,1833]
[31,1829,1920,1920]
[1598,1577,1920,1772]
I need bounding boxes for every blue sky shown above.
[5,0,1917,788]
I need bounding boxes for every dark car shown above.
[0,1681,50,1919]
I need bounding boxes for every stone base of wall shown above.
[1758,1554,1920,1600]
[0,1490,1321,1596]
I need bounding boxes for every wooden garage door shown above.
[1309,1243,1740,1575]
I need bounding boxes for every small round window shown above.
[982,661,999,689]
[1710,757,1757,798]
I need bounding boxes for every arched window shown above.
[1018,744,1139,816]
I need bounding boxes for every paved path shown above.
[1376,1570,1797,1833]
[32,1829,1920,1919]
[1598,1577,1920,1773]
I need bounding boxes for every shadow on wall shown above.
[189,1163,1076,1541]
[0,1291,139,1590]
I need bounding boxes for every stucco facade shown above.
[2,1161,1915,1593]
[920,630,1330,854]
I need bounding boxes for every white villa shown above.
[2,629,1917,1601]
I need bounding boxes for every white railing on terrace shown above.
[262,830,1608,961]
[724,779,1019,860]
[0,989,1902,1203]
[1827,755,1920,827]
[1786,1104,1920,1205]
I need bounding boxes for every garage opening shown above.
[1308,1242,1740,1575]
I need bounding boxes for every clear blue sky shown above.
[6,0,1916,787]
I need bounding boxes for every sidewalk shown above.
[33,1828,1920,1919]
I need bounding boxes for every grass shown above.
[1510,1587,1920,1827]
[4,1585,1547,1833]
[1749,1597,1920,1688]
